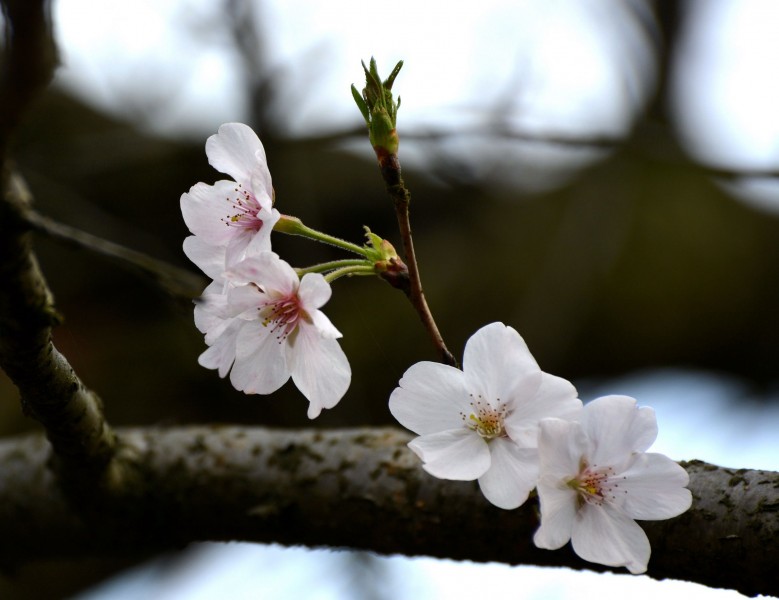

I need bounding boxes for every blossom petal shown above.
[583,396,657,469]
[409,429,490,480]
[297,272,332,311]
[462,322,542,402]
[181,180,243,245]
[198,320,242,378]
[288,326,351,419]
[230,321,289,394]
[505,373,582,447]
[241,207,280,258]
[571,503,651,574]
[227,252,295,294]
[533,480,578,550]
[183,236,227,281]
[206,123,270,190]
[477,438,538,509]
[537,417,587,478]
[389,362,472,434]
[620,453,692,520]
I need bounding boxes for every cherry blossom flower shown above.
[533,395,692,574]
[193,251,351,419]
[389,322,582,509]
[181,123,280,267]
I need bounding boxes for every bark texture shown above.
[0,426,776,597]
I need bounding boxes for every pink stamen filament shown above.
[222,184,264,231]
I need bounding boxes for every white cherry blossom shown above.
[389,322,582,509]
[533,395,692,574]
[193,251,351,419]
[181,123,280,267]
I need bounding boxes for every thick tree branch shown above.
[0,171,118,479]
[0,426,775,597]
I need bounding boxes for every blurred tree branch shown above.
[0,426,776,597]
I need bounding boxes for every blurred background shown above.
[1,0,778,597]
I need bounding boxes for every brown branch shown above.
[23,208,206,302]
[0,425,775,597]
[376,150,457,367]
[0,171,119,483]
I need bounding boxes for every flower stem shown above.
[324,264,376,283]
[375,150,457,367]
[296,258,373,277]
[274,215,370,257]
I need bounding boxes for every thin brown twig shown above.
[377,149,457,368]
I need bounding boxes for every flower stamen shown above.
[460,394,508,440]
[222,184,264,231]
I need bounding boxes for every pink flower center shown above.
[221,183,264,231]
[460,394,509,439]
[260,292,307,343]
[568,461,627,507]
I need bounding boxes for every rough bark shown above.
[0,426,776,597]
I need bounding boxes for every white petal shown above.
[230,321,289,394]
[206,123,269,188]
[409,429,490,480]
[389,362,471,434]
[225,284,265,317]
[308,309,342,340]
[583,396,658,469]
[183,236,227,280]
[224,230,254,267]
[462,322,542,402]
[572,503,651,574]
[180,180,241,245]
[297,272,332,311]
[227,252,295,294]
[620,453,692,520]
[477,438,538,509]
[537,418,587,478]
[505,373,582,447]
[197,319,245,378]
[533,478,579,550]
[288,327,351,419]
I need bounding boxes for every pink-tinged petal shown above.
[224,284,264,318]
[249,150,273,197]
[287,327,351,419]
[224,230,254,267]
[537,418,587,479]
[389,362,472,434]
[620,453,692,520]
[197,320,243,378]
[194,281,230,335]
[583,396,657,469]
[409,430,490,480]
[240,207,280,259]
[227,252,296,295]
[505,373,582,446]
[571,503,651,574]
[477,438,538,509]
[206,123,268,187]
[462,322,542,402]
[533,478,578,550]
[181,180,241,245]
[230,321,289,394]
[183,236,227,281]
[297,272,332,311]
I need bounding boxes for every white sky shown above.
[42,1,779,598]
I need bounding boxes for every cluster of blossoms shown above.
[390,322,692,574]
[181,123,351,418]
[181,120,692,576]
